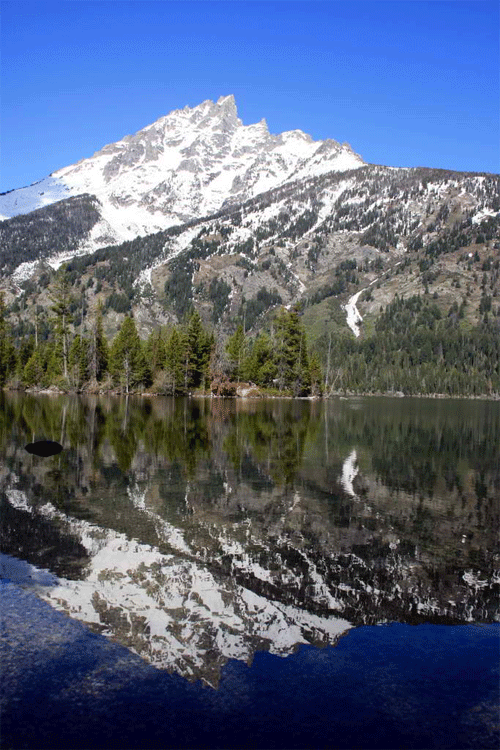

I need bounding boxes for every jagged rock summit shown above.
[0,95,364,241]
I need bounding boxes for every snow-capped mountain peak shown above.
[0,96,365,244]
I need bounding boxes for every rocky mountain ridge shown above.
[0,95,363,241]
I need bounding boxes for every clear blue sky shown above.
[1,0,498,191]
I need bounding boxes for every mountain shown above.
[0,95,363,241]
[0,96,499,395]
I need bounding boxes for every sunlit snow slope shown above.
[0,95,364,241]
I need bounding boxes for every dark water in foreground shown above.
[0,393,499,749]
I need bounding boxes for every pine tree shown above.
[23,349,44,386]
[45,324,64,384]
[16,335,35,380]
[109,316,150,393]
[146,327,166,377]
[0,293,16,386]
[245,332,276,386]
[185,310,211,389]
[49,266,74,381]
[69,334,89,387]
[165,326,186,394]
[88,302,108,382]
[308,350,323,397]
[273,307,303,391]
[226,323,246,381]
[293,330,311,396]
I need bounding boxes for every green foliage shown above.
[0,195,100,275]
[208,278,231,322]
[243,287,282,330]
[164,326,187,395]
[243,332,276,386]
[109,316,152,393]
[185,310,212,389]
[0,294,16,386]
[146,328,167,377]
[16,336,35,378]
[273,307,312,394]
[226,324,246,380]
[105,292,131,314]
[45,328,64,384]
[88,305,109,382]
[318,295,500,396]
[68,335,89,388]
[164,261,193,319]
[309,350,323,396]
[375,295,442,335]
[23,349,44,386]
[49,266,74,381]
[307,259,361,306]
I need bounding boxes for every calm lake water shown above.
[1,393,499,749]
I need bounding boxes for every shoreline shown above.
[4,385,500,401]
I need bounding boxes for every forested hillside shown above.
[1,163,499,397]
[0,195,101,275]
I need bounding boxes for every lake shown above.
[0,392,499,749]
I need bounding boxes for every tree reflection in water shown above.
[0,392,498,686]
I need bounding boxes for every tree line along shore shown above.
[1,266,499,398]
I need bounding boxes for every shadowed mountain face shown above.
[1,393,498,687]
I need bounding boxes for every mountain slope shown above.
[0,97,499,395]
[1,164,499,341]
[0,95,364,244]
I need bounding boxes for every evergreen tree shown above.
[88,302,108,382]
[0,293,16,386]
[165,326,186,394]
[273,307,305,392]
[293,330,311,396]
[308,350,323,397]
[245,332,276,386]
[49,266,74,380]
[146,327,167,377]
[109,316,151,393]
[16,335,35,380]
[45,324,64,384]
[23,349,44,386]
[226,323,246,381]
[68,334,89,387]
[185,310,211,389]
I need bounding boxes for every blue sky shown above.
[1,1,498,191]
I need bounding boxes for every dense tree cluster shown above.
[319,295,500,396]
[307,259,360,306]
[2,260,499,397]
[0,269,323,396]
[241,287,283,330]
[0,195,100,275]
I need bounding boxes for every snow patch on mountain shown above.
[471,208,498,225]
[11,260,40,286]
[0,177,76,220]
[343,290,365,337]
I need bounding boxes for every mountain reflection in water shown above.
[0,393,498,688]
